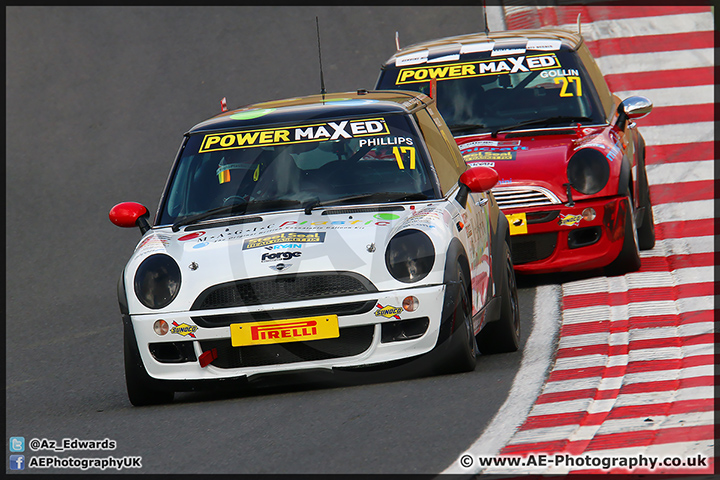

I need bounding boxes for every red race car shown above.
[376,27,654,274]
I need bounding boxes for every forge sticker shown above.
[558,213,582,227]
[261,251,301,263]
[374,304,403,319]
[170,321,198,338]
[199,118,390,153]
[243,231,326,250]
[396,54,560,85]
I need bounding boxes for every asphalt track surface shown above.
[5,6,546,474]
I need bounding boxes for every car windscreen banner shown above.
[199,118,390,153]
[393,54,561,85]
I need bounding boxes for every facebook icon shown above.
[10,455,25,470]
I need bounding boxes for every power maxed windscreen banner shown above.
[199,118,390,153]
[395,54,561,84]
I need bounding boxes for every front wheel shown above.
[605,197,641,276]
[444,269,477,373]
[637,167,656,250]
[124,328,174,406]
[477,240,520,354]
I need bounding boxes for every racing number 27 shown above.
[554,76,582,97]
[393,146,416,169]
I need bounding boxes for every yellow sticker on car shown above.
[506,213,528,235]
[230,315,339,347]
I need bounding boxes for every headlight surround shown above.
[566,148,610,195]
[385,229,435,283]
[133,254,182,309]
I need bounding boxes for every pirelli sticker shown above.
[396,54,561,85]
[199,118,390,153]
[230,316,340,346]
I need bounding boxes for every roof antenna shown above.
[483,0,490,34]
[395,31,401,51]
[316,16,326,103]
[577,13,582,35]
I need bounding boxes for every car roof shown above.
[382,27,583,67]
[187,90,433,134]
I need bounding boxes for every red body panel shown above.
[456,126,633,273]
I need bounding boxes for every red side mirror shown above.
[109,202,151,233]
[459,166,499,193]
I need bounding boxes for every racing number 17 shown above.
[554,76,582,97]
[393,146,416,169]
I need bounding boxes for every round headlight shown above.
[134,254,182,309]
[385,229,435,283]
[567,148,610,195]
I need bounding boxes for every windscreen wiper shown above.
[491,116,593,138]
[172,202,248,232]
[304,192,428,214]
[448,123,487,134]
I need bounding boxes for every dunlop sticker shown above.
[199,118,390,153]
[396,54,560,85]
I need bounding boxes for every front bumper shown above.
[130,284,447,382]
[504,196,629,274]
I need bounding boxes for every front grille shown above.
[192,300,377,328]
[199,325,375,368]
[511,232,558,265]
[492,186,561,210]
[192,272,377,310]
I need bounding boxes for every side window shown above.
[414,107,466,195]
[576,43,615,122]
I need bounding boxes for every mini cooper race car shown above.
[110,90,519,406]
[376,28,655,274]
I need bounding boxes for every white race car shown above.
[110,90,520,406]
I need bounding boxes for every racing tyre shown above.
[445,269,477,373]
[124,329,174,406]
[606,197,641,276]
[637,167,656,250]
[477,240,520,354]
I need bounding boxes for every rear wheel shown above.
[606,197,641,275]
[124,329,174,406]
[477,241,520,354]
